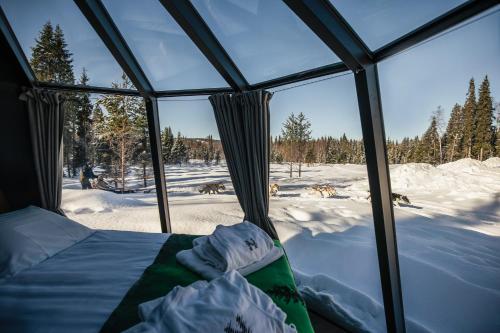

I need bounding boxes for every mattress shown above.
[0,230,169,333]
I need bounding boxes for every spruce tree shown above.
[461,78,477,158]
[73,68,93,169]
[90,104,110,169]
[304,145,316,166]
[30,22,77,176]
[52,25,75,84]
[30,22,55,82]
[130,93,150,187]
[161,126,174,164]
[417,116,440,164]
[473,76,494,160]
[443,104,464,162]
[171,133,188,165]
[214,150,221,165]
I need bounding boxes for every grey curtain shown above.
[20,88,65,215]
[209,90,278,239]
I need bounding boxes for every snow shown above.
[61,159,500,332]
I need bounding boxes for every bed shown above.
[0,206,313,333]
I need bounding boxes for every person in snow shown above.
[79,164,97,190]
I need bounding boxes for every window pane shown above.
[102,0,228,90]
[0,0,132,88]
[192,0,340,84]
[158,97,243,235]
[61,91,161,232]
[379,8,500,332]
[269,74,387,332]
[330,0,467,50]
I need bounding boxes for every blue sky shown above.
[1,0,499,140]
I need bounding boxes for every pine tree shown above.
[52,25,75,84]
[130,93,150,187]
[304,145,316,166]
[416,116,440,165]
[161,126,174,164]
[96,74,141,191]
[461,78,477,158]
[30,22,77,176]
[30,22,55,82]
[281,112,311,178]
[207,135,215,161]
[90,104,110,169]
[202,145,210,165]
[214,150,221,165]
[73,68,93,169]
[473,76,495,161]
[171,133,188,165]
[443,104,464,162]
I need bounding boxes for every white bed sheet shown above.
[0,230,170,333]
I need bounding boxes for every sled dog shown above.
[269,183,280,197]
[310,184,336,198]
[367,192,411,206]
[199,183,225,194]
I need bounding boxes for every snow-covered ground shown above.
[62,158,500,333]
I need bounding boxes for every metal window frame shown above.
[0,6,35,84]
[158,0,249,92]
[283,1,404,331]
[73,0,171,233]
[1,0,497,331]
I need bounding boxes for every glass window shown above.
[158,97,243,235]
[379,8,500,332]
[60,90,161,232]
[192,0,340,84]
[102,0,228,90]
[0,0,132,88]
[330,0,467,50]
[268,74,387,332]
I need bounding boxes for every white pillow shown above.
[0,206,94,280]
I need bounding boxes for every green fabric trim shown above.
[100,234,314,333]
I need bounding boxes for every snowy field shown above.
[62,158,500,333]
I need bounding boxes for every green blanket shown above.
[101,234,314,333]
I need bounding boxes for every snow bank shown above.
[438,157,489,173]
[294,270,385,333]
[483,157,500,168]
[62,189,153,214]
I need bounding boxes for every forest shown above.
[30,22,499,186]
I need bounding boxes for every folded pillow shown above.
[0,206,94,281]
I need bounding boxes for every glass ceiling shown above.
[0,0,481,91]
[0,0,131,88]
[102,0,228,91]
[192,0,340,84]
[330,0,467,50]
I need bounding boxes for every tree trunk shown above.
[479,147,483,161]
[450,138,456,162]
[289,162,293,178]
[298,162,302,178]
[120,140,125,193]
[143,163,147,187]
[438,136,443,164]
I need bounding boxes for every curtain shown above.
[20,88,65,215]
[209,90,278,239]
